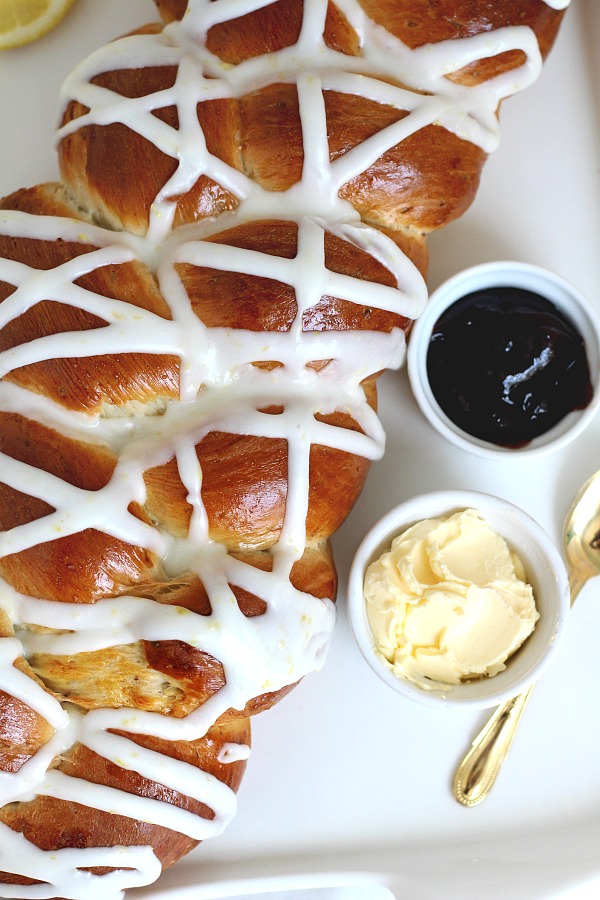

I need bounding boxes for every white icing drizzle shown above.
[0,1,550,896]
[0,639,67,729]
[0,824,161,900]
[218,742,251,764]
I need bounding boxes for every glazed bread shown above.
[0,1,566,896]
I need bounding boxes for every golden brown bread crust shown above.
[0,716,250,887]
[0,182,386,561]
[359,0,564,57]
[0,0,566,892]
[0,184,180,411]
[155,0,562,60]
[21,543,334,717]
[157,0,362,57]
[0,689,54,774]
[59,55,484,236]
[59,1,563,239]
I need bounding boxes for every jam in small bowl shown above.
[407,261,600,457]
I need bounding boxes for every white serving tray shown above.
[1,2,599,898]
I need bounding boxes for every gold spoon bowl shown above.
[453,470,600,807]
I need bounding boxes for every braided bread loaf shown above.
[0,1,567,896]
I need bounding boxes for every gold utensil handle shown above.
[453,563,587,807]
[452,683,535,806]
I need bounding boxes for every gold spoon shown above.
[452,469,600,807]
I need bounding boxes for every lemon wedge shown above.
[0,0,76,49]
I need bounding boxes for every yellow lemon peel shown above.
[0,0,77,50]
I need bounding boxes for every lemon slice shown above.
[0,0,76,49]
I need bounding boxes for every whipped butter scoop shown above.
[363,508,539,691]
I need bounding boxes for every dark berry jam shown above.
[426,286,593,448]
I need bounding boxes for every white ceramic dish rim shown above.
[407,260,600,460]
[347,489,571,710]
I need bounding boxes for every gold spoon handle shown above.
[453,569,587,807]
[452,683,535,806]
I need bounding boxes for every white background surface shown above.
[1,1,600,898]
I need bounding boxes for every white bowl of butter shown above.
[347,490,570,709]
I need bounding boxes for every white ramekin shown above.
[347,490,570,710]
[407,261,600,459]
